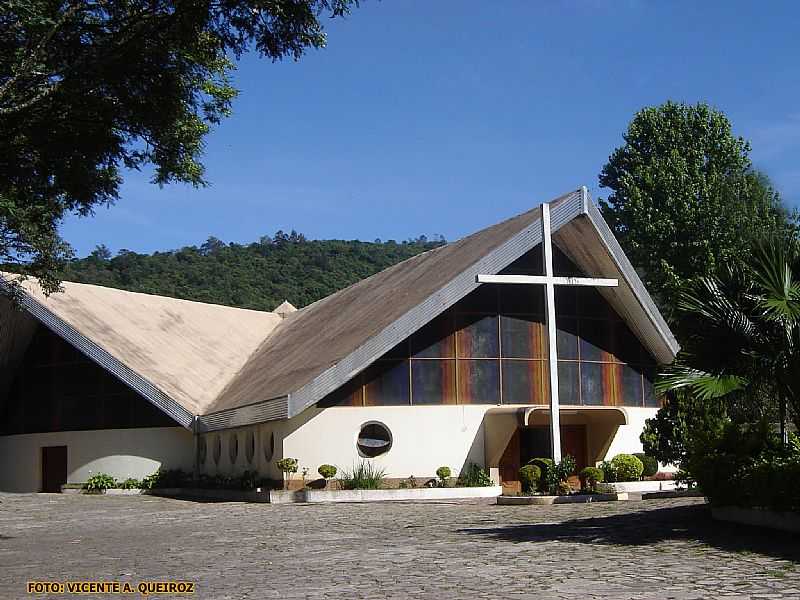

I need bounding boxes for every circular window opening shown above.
[357,422,392,458]
[245,431,255,464]
[197,436,207,465]
[213,435,222,465]
[229,434,239,465]
[263,432,275,462]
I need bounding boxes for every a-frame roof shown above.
[0,187,679,432]
[202,188,678,430]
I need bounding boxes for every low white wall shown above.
[0,427,194,492]
[601,407,676,472]
[283,406,488,481]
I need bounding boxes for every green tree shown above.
[1,0,358,293]
[599,101,796,323]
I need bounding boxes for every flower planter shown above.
[599,480,677,493]
[304,486,502,504]
[497,493,624,505]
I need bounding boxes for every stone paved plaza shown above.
[1,494,799,599]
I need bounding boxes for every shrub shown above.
[338,461,386,490]
[556,481,572,496]
[435,466,452,487]
[634,453,659,478]
[238,470,259,490]
[457,463,492,487]
[528,458,554,492]
[140,468,190,489]
[84,473,117,492]
[399,475,418,489]
[555,455,576,483]
[578,466,604,492]
[119,477,141,489]
[518,464,541,493]
[610,454,644,482]
[318,464,337,481]
[276,457,299,490]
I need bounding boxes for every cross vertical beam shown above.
[541,203,562,463]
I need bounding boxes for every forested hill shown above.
[59,231,446,312]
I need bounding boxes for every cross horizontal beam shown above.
[476,274,619,287]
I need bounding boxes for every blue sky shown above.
[61,1,800,257]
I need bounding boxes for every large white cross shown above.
[477,202,618,463]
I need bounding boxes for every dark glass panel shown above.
[380,340,409,360]
[578,287,613,319]
[457,284,498,313]
[612,321,641,364]
[643,367,659,407]
[104,393,135,429]
[500,246,544,276]
[133,393,178,427]
[556,317,578,360]
[457,359,500,404]
[553,247,583,277]
[501,360,546,405]
[61,395,104,431]
[620,363,644,407]
[579,319,613,362]
[456,314,499,358]
[364,360,410,406]
[498,284,545,314]
[317,376,363,407]
[62,363,102,398]
[410,312,455,358]
[411,360,456,405]
[557,361,580,405]
[580,362,613,406]
[500,314,547,359]
[555,286,578,316]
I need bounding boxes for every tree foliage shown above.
[1,0,358,293]
[599,101,797,323]
[56,232,444,311]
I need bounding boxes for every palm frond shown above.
[657,365,747,400]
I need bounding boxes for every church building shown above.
[0,188,679,492]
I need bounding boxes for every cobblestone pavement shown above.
[1,494,799,599]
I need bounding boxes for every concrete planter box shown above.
[498,493,624,505]
[600,480,677,493]
[305,486,502,503]
[149,487,272,503]
[104,488,146,496]
[712,506,800,533]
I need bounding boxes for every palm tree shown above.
[658,237,800,439]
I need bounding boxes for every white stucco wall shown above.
[0,427,194,492]
[601,407,676,472]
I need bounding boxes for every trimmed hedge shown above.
[634,453,659,478]
[579,466,604,491]
[518,464,542,493]
[610,454,644,482]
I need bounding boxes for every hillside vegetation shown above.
[59,231,445,312]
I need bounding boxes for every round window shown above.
[357,422,392,458]
[197,436,207,465]
[213,435,222,465]
[229,433,239,465]
[245,431,255,464]
[263,431,275,462]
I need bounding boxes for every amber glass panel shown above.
[498,284,545,314]
[578,288,614,319]
[579,319,613,362]
[501,360,546,405]
[457,359,500,404]
[411,360,456,405]
[613,321,643,364]
[364,360,410,406]
[558,361,580,404]
[457,314,499,358]
[500,314,546,359]
[410,312,455,358]
[556,317,578,360]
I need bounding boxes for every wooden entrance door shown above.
[41,446,67,493]
[560,425,588,472]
